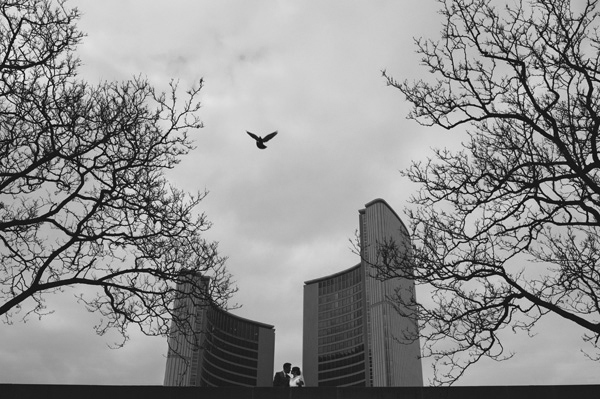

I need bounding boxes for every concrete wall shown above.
[359,199,423,386]
[302,281,319,386]
[258,325,276,387]
[2,384,600,399]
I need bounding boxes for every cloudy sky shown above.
[2,0,600,387]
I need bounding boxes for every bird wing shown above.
[246,131,260,141]
[262,131,278,142]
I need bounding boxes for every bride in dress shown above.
[289,366,305,387]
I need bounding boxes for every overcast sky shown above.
[1,0,600,387]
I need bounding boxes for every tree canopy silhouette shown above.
[382,0,600,385]
[0,0,234,347]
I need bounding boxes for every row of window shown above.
[318,352,365,372]
[203,348,258,378]
[318,301,363,321]
[200,366,256,387]
[318,284,362,305]
[318,291,363,312]
[319,362,366,381]
[318,310,362,329]
[204,333,259,364]
[318,326,363,346]
[318,344,365,363]
[318,316,363,337]
[318,267,363,296]
[207,307,260,342]
[318,336,363,354]
[208,325,259,352]
[318,370,366,387]
[203,344,257,368]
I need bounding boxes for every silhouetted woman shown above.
[289,366,305,387]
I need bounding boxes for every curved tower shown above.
[303,199,423,387]
[164,273,275,387]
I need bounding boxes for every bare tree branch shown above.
[382,0,600,385]
[0,0,236,352]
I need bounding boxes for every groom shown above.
[273,362,291,387]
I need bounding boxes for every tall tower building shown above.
[303,199,423,387]
[164,272,275,387]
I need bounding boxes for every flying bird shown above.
[246,130,278,149]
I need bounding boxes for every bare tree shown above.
[381,0,600,385]
[0,0,235,347]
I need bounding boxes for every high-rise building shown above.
[164,273,275,387]
[303,199,423,387]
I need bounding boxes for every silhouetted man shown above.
[273,362,291,387]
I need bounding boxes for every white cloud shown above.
[2,0,598,387]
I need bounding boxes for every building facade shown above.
[303,199,423,387]
[164,273,275,387]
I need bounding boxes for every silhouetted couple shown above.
[273,362,304,387]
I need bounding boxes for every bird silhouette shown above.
[246,130,278,149]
